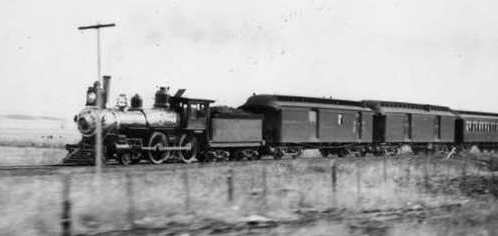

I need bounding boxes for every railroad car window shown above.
[309,109,319,138]
[309,110,317,123]
[337,114,344,126]
[357,112,363,139]
[189,103,207,120]
[466,122,471,132]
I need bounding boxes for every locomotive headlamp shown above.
[87,92,97,105]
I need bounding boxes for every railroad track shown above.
[0,154,479,177]
[0,157,315,176]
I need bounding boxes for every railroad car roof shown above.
[453,110,498,119]
[240,94,372,111]
[362,100,456,116]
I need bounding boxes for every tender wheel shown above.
[319,149,329,158]
[178,134,199,164]
[130,152,142,164]
[148,132,170,164]
[118,153,132,165]
[274,149,283,160]
[291,148,303,159]
[230,149,244,161]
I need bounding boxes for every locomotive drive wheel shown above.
[148,132,171,164]
[178,134,199,164]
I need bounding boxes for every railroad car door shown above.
[434,115,441,140]
[372,115,385,143]
[403,114,412,141]
[356,112,363,140]
[454,119,464,144]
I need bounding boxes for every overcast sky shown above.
[2,0,498,118]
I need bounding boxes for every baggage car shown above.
[241,95,374,157]
[364,100,456,153]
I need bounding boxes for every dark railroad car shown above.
[454,110,498,150]
[364,100,456,152]
[240,94,374,156]
[204,108,264,160]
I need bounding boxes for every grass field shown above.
[0,116,79,149]
[1,156,497,235]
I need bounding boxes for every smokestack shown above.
[102,75,111,108]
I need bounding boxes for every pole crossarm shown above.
[78,23,116,30]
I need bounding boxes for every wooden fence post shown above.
[356,161,361,209]
[405,164,411,186]
[125,172,135,229]
[183,170,190,212]
[331,159,337,193]
[61,174,71,236]
[227,169,233,202]
[424,156,429,191]
[330,159,337,207]
[262,166,268,208]
[383,156,387,183]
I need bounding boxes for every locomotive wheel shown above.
[178,134,199,164]
[148,132,171,164]
[118,153,132,165]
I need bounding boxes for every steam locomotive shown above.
[64,76,264,165]
[65,76,498,165]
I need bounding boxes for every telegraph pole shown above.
[78,23,116,173]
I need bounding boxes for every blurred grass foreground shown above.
[1,157,497,235]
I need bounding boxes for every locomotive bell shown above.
[116,94,128,111]
[130,94,143,109]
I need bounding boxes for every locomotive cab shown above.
[169,97,213,131]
